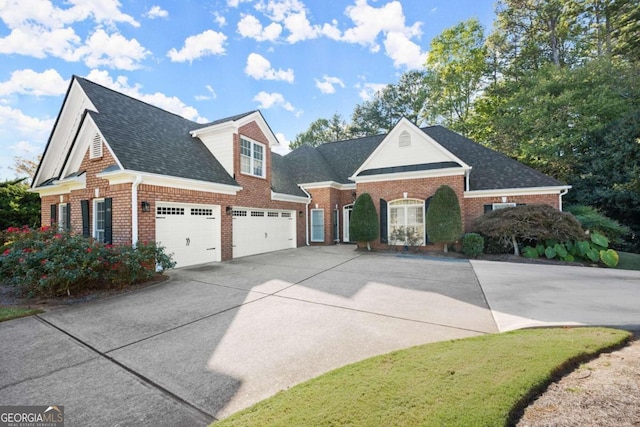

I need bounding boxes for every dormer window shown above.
[240,137,265,178]
[399,131,411,147]
[90,133,103,159]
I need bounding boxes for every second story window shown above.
[240,137,265,178]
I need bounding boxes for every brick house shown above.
[32,76,570,267]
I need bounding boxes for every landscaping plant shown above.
[462,232,484,258]
[522,232,620,268]
[0,226,175,298]
[426,185,462,252]
[350,193,379,251]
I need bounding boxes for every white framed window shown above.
[240,137,265,178]
[388,199,425,246]
[311,209,324,242]
[58,203,69,231]
[94,199,105,242]
[492,202,517,210]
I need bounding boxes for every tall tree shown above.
[0,178,41,230]
[290,113,349,149]
[426,185,463,252]
[422,18,487,136]
[349,193,379,251]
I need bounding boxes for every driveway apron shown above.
[1,246,497,424]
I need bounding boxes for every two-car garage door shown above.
[156,203,296,267]
[232,208,296,258]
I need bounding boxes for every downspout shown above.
[131,175,143,246]
[559,188,569,211]
[300,186,312,246]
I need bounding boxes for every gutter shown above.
[559,188,569,211]
[131,175,143,246]
[299,186,312,246]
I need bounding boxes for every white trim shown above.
[343,204,354,243]
[299,181,356,190]
[310,208,324,242]
[351,118,471,179]
[191,111,280,147]
[93,198,106,242]
[29,173,87,196]
[239,136,266,178]
[271,190,309,204]
[96,169,242,195]
[131,175,142,246]
[464,185,572,198]
[353,168,466,184]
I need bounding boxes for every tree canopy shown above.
[425,185,463,252]
[349,193,379,250]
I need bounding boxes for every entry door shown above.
[343,204,353,242]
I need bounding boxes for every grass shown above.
[214,327,630,427]
[0,306,43,322]
[616,251,640,270]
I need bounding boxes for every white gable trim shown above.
[353,167,467,184]
[60,114,123,179]
[29,173,87,196]
[96,170,242,195]
[464,185,572,198]
[350,118,471,181]
[191,111,279,147]
[33,78,98,188]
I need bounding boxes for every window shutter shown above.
[104,198,113,244]
[380,199,388,244]
[81,200,90,237]
[483,204,493,213]
[65,204,71,231]
[50,204,57,226]
[425,196,432,244]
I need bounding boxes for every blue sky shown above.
[0,0,496,181]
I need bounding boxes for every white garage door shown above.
[232,208,296,258]
[156,202,221,268]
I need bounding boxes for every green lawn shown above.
[0,307,43,322]
[616,251,640,270]
[214,328,630,427]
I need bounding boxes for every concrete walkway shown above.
[1,246,638,426]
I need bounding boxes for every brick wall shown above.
[463,193,560,231]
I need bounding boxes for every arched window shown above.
[388,199,425,246]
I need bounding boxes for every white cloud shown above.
[78,29,150,70]
[0,69,69,96]
[315,75,345,94]
[213,11,226,27]
[10,140,39,153]
[341,0,426,68]
[252,91,297,114]
[0,25,82,60]
[0,105,54,140]
[384,32,428,69]
[227,0,251,7]
[85,70,207,122]
[356,81,387,101]
[237,14,282,42]
[167,30,227,62]
[146,5,168,19]
[245,53,294,83]
[271,132,291,155]
[195,85,217,101]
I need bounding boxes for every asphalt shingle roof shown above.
[283,124,564,191]
[76,76,239,187]
[271,153,308,197]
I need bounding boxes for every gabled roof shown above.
[271,153,308,197]
[283,124,565,191]
[422,126,564,191]
[74,77,238,186]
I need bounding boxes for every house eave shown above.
[464,185,572,198]
[299,181,356,190]
[351,167,467,184]
[271,191,310,204]
[96,170,242,195]
[29,174,87,196]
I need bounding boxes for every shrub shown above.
[564,205,631,242]
[426,185,463,252]
[522,232,620,267]
[462,233,484,258]
[350,193,379,251]
[0,226,175,298]
[472,205,585,256]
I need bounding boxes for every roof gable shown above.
[351,118,469,180]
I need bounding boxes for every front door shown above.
[343,204,353,242]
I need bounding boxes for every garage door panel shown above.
[232,209,296,258]
[156,203,220,268]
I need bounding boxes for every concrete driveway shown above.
[1,246,638,426]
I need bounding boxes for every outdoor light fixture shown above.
[226,206,233,215]
[298,210,304,217]
[141,201,150,212]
